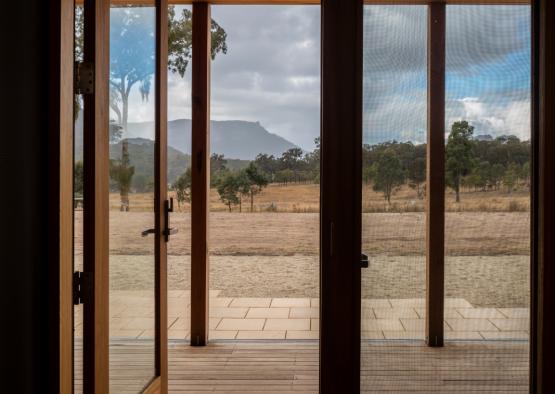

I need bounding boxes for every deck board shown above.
[75,340,529,392]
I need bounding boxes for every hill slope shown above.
[126,119,298,160]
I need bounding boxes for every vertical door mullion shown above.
[155,0,169,391]
[190,1,211,346]
[320,0,363,392]
[83,0,110,392]
[426,2,446,348]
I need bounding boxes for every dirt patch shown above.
[108,254,529,308]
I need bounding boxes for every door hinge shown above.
[73,271,93,305]
[74,61,94,95]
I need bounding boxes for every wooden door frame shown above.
[154,0,170,391]
[48,0,74,392]
[46,0,554,393]
[532,0,555,392]
[82,0,110,392]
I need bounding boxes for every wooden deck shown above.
[75,340,529,392]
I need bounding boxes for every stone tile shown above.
[445,331,483,340]
[168,290,189,298]
[230,298,271,308]
[109,317,127,330]
[121,317,154,330]
[311,318,319,331]
[119,307,154,318]
[311,298,320,308]
[209,318,221,330]
[286,331,319,340]
[444,298,473,308]
[415,308,462,319]
[209,290,222,297]
[271,298,311,308]
[498,308,530,319]
[110,329,143,338]
[480,331,529,340]
[399,319,425,332]
[389,299,425,308]
[265,318,310,331]
[217,318,265,331]
[490,318,529,331]
[168,317,178,328]
[361,331,385,339]
[209,330,238,340]
[399,319,451,332]
[457,308,505,319]
[383,331,424,340]
[374,308,418,319]
[362,319,404,332]
[361,308,376,319]
[246,307,290,319]
[169,317,190,330]
[211,297,233,307]
[210,307,249,318]
[139,330,154,338]
[168,329,190,340]
[289,307,319,319]
[362,299,392,308]
[236,330,286,340]
[445,319,498,332]
[167,305,190,318]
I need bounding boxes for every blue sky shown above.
[121,4,531,151]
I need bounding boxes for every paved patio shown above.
[74,290,530,341]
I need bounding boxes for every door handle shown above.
[141,228,156,237]
[361,253,369,268]
[164,198,175,242]
[141,198,178,241]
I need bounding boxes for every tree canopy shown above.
[446,121,475,203]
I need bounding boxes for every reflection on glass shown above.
[109,3,156,392]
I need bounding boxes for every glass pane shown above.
[109,2,157,392]
[361,5,428,391]
[209,5,321,343]
[444,4,530,390]
[167,4,192,342]
[73,3,84,393]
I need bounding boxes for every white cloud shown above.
[446,97,530,140]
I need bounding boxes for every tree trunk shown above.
[250,192,254,212]
[455,184,460,203]
[122,94,129,131]
[228,202,232,212]
[239,197,242,212]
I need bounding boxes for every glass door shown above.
[78,0,168,392]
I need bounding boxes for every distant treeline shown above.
[76,121,531,211]
[362,121,530,203]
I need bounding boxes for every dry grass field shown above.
[74,211,529,257]
[82,183,530,307]
[107,182,530,213]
